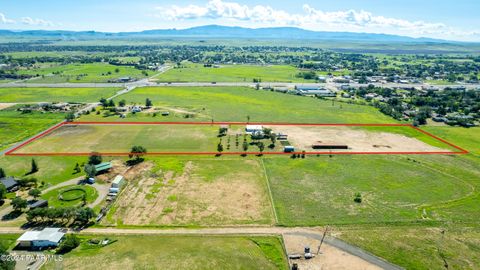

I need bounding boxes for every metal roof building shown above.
[0,176,19,191]
[94,162,113,173]
[17,228,65,248]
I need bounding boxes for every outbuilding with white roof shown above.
[17,228,65,249]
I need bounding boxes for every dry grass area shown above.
[106,158,274,226]
[0,103,16,110]
[268,125,446,152]
[283,234,381,270]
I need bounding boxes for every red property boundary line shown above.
[4,121,469,157]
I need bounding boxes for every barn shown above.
[94,162,113,174]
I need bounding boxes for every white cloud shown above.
[155,0,479,40]
[0,13,15,24]
[21,16,54,27]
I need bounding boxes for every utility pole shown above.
[317,226,329,255]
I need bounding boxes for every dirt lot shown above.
[107,159,274,226]
[283,234,382,270]
[0,103,16,110]
[268,126,445,152]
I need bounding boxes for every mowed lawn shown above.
[0,110,64,151]
[42,185,98,207]
[158,63,311,82]
[17,63,148,83]
[111,86,395,123]
[264,154,480,226]
[0,87,120,103]
[43,235,288,270]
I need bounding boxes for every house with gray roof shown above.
[0,177,19,192]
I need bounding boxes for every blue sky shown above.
[1,0,479,41]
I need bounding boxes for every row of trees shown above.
[216,128,276,155]
[99,98,153,108]
[26,206,95,225]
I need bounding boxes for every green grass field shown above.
[0,109,64,151]
[339,226,480,270]
[41,185,98,207]
[106,86,395,123]
[424,126,480,156]
[17,63,148,83]
[43,235,288,270]
[264,154,480,226]
[0,87,121,103]
[158,63,311,82]
[0,155,95,189]
[17,124,222,154]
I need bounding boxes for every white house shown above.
[245,125,263,134]
[17,228,65,249]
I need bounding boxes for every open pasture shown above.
[0,109,64,151]
[157,63,311,82]
[16,63,147,83]
[110,86,396,124]
[0,87,121,103]
[264,154,480,226]
[9,122,460,155]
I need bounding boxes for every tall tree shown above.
[129,145,147,160]
[28,188,41,199]
[84,164,97,178]
[30,159,39,174]
[145,98,153,108]
[217,142,224,153]
[257,142,265,153]
[99,98,108,107]
[0,167,5,178]
[88,152,103,165]
[242,141,249,152]
[65,112,75,122]
[0,184,7,202]
[11,197,27,212]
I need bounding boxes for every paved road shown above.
[1,80,479,90]
[0,226,403,269]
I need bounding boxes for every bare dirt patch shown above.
[0,103,17,110]
[108,159,273,226]
[283,234,382,270]
[268,126,446,152]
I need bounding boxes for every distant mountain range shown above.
[0,25,462,43]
